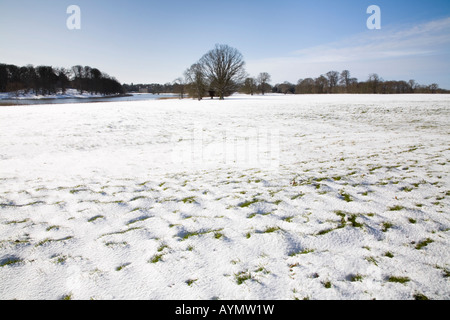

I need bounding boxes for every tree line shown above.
[128,70,447,99]
[0,63,124,97]
[266,71,447,95]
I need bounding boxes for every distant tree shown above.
[0,64,7,92]
[326,71,339,93]
[72,65,84,94]
[408,79,417,93]
[199,44,247,100]
[173,77,187,99]
[295,78,315,94]
[6,81,24,98]
[18,65,37,94]
[367,73,381,94]
[314,75,328,94]
[241,77,257,95]
[36,66,58,95]
[429,83,439,94]
[256,72,271,95]
[339,70,353,92]
[184,63,207,100]
[277,81,295,94]
[56,68,71,94]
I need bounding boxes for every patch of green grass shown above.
[105,241,128,247]
[181,196,196,204]
[322,281,332,289]
[339,190,353,202]
[290,248,314,257]
[413,293,429,300]
[239,199,260,208]
[157,244,169,252]
[46,225,60,231]
[387,276,410,284]
[263,226,280,233]
[186,279,198,286]
[214,232,224,240]
[99,227,142,238]
[317,228,334,236]
[384,251,394,258]
[35,236,73,247]
[149,254,163,264]
[415,238,434,250]
[382,222,393,232]
[348,214,363,228]
[408,218,417,224]
[434,266,450,278]
[389,205,405,211]
[247,211,272,219]
[61,293,73,300]
[291,193,304,200]
[129,196,146,202]
[4,219,30,225]
[181,229,224,241]
[349,274,364,282]
[335,211,347,228]
[53,255,68,264]
[235,271,252,285]
[0,257,23,267]
[127,216,150,226]
[88,215,105,223]
[70,188,89,194]
[365,256,378,266]
[116,263,131,271]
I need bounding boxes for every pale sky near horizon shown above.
[0,0,449,88]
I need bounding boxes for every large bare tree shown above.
[199,44,247,100]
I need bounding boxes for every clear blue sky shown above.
[1,0,449,88]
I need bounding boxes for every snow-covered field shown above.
[0,94,449,300]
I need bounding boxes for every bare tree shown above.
[295,78,315,94]
[241,77,257,95]
[256,72,271,95]
[184,63,207,100]
[429,83,439,94]
[278,81,295,94]
[408,79,417,93]
[173,77,186,99]
[339,70,351,92]
[326,71,339,93]
[314,75,328,94]
[368,73,381,94]
[199,44,247,100]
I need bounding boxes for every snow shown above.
[0,94,449,300]
[0,88,108,100]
